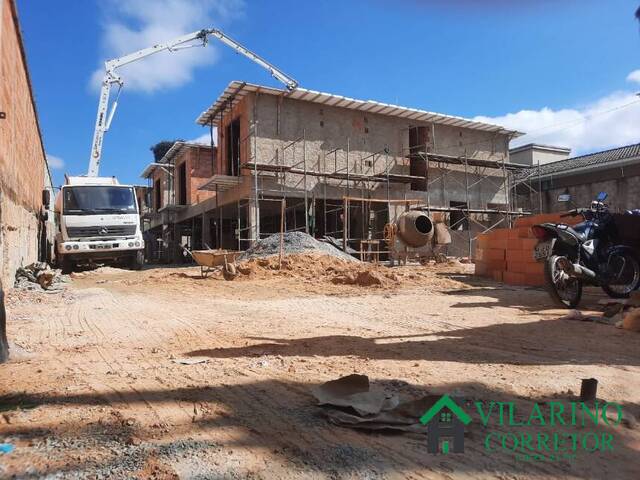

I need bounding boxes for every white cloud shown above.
[46,154,65,170]
[90,0,245,93]
[188,130,217,146]
[474,72,640,155]
[626,69,640,84]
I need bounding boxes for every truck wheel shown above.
[130,251,144,271]
[60,256,74,275]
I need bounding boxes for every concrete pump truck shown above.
[54,28,297,273]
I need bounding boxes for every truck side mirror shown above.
[42,189,51,208]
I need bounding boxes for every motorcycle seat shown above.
[564,225,587,242]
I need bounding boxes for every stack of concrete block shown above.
[475,213,579,286]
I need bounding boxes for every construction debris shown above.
[14,263,70,292]
[603,292,640,331]
[311,374,399,416]
[311,374,442,434]
[559,310,599,322]
[238,232,357,263]
[559,292,640,332]
[622,308,640,332]
[171,357,209,365]
[0,443,14,455]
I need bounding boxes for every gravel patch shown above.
[238,232,357,263]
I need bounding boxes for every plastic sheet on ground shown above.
[311,374,441,434]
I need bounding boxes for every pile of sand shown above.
[227,253,468,289]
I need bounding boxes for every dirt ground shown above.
[1,255,639,479]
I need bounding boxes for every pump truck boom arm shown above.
[88,28,298,177]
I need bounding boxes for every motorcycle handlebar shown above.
[561,208,588,218]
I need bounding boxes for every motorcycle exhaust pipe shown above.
[571,263,596,279]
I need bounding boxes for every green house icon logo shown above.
[420,395,471,454]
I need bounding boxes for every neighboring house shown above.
[513,143,640,213]
[509,143,571,166]
[146,81,524,257]
[0,0,51,287]
[140,142,216,262]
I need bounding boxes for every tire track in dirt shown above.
[8,269,639,479]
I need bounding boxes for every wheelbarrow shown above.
[185,248,241,280]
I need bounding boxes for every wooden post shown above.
[343,197,348,252]
[279,199,285,269]
[0,289,8,363]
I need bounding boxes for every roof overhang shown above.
[196,81,524,138]
[140,162,175,179]
[140,141,213,178]
[536,155,640,182]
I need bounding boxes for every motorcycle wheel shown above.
[601,251,640,298]
[544,255,583,308]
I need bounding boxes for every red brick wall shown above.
[217,96,250,176]
[475,213,581,286]
[174,146,216,205]
[0,0,46,212]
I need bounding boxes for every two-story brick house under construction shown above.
[144,81,528,259]
[141,141,217,262]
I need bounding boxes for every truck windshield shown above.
[63,186,137,215]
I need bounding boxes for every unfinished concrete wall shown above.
[0,0,47,288]
[233,92,510,209]
[543,175,640,213]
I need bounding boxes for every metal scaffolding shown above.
[219,126,534,258]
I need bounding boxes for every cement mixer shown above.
[384,210,451,265]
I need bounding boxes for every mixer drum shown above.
[397,211,434,248]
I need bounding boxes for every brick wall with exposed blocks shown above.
[0,0,46,213]
[175,146,216,206]
[0,0,48,287]
[475,213,580,286]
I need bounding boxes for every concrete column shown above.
[247,200,260,246]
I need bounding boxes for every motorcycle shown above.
[531,192,640,308]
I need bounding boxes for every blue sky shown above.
[19,0,640,187]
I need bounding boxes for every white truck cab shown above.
[54,176,144,273]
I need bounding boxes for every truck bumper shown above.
[57,240,144,261]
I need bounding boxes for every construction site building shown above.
[143,81,528,259]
